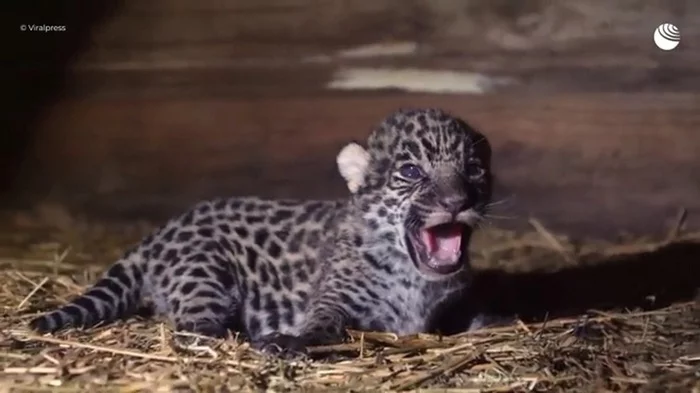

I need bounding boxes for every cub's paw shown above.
[252,333,309,359]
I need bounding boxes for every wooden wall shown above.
[4,0,700,237]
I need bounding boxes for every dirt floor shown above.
[1,205,699,392]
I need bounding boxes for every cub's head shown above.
[337,108,492,280]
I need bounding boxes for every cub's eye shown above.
[466,164,485,178]
[398,164,424,180]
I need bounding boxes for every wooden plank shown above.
[68,1,700,67]
[5,0,700,241]
[13,92,700,237]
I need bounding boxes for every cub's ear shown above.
[336,142,370,194]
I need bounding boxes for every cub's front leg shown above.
[252,296,351,358]
[252,237,370,358]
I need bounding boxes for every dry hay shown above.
[1,207,699,392]
[1,295,699,392]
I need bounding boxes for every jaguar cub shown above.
[29,108,493,355]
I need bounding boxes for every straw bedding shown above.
[1,206,699,392]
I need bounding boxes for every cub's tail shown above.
[29,254,146,333]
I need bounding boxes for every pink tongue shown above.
[420,225,463,265]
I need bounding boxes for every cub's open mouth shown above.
[406,222,471,276]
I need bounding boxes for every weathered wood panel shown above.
[76,0,700,67]
[14,92,700,237]
[4,0,700,239]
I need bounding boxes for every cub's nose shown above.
[440,196,471,217]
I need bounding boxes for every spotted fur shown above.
[29,108,493,354]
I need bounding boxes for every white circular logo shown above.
[654,23,680,51]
